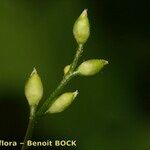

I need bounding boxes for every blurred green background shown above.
[0,0,150,150]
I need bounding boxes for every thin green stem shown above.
[69,44,83,72]
[21,107,36,150]
[22,45,83,150]
[36,45,83,117]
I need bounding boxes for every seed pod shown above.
[25,68,43,106]
[77,59,108,76]
[73,9,90,45]
[64,65,70,74]
[47,91,78,114]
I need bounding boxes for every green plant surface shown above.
[22,9,108,150]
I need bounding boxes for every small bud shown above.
[64,65,70,74]
[47,91,78,114]
[25,68,43,106]
[77,59,108,76]
[73,9,90,45]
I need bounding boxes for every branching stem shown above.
[36,44,83,117]
[21,45,83,150]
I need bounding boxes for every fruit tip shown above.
[73,90,79,99]
[31,67,37,76]
[81,9,88,17]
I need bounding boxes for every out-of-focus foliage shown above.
[0,0,149,150]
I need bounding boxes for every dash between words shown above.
[0,140,77,147]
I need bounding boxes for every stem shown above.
[69,44,83,72]
[36,44,83,117]
[22,45,83,150]
[21,107,36,150]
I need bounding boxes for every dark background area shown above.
[0,0,150,150]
